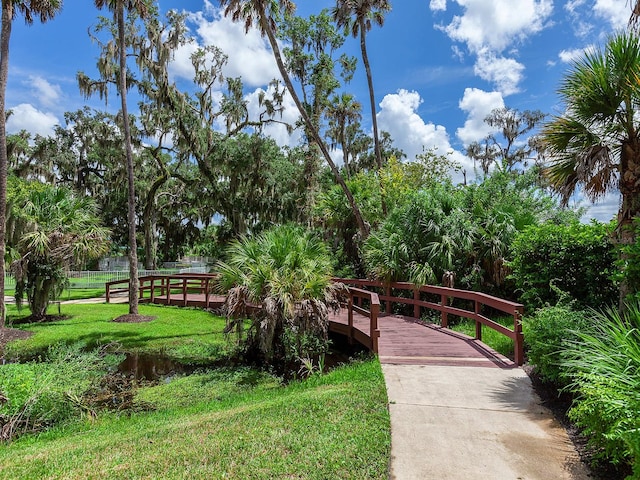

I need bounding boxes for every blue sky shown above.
[6,0,634,220]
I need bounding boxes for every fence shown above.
[3,267,210,290]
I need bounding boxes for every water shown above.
[117,353,191,381]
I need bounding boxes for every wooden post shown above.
[441,294,448,328]
[205,277,210,308]
[384,284,391,315]
[167,277,171,305]
[371,302,380,353]
[106,283,111,303]
[475,299,482,341]
[182,278,188,306]
[348,294,354,345]
[413,286,420,319]
[514,307,524,366]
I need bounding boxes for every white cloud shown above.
[565,0,587,14]
[7,103,58,137]
[377,89,470,178]
[456,88,505,145]
[440,0,553,53]
[27,76,62,108]
[558,45,595,63]
[474,50,524,95]
[178,4,280,87]
[434,0,552,97]
[594,0,629,29]
[565,0,627,38]
[430,0,447,12]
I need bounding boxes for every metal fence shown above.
[4,267,210,290]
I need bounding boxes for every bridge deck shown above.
[328,309,514,368]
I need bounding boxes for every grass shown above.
[0,359,389,480]
[4,303,231,364]
[1,303,391,479]
[56,288,106,301]
[449,316,516,358]
[4,288,106,306]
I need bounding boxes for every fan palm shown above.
[326,92,362,179]
[8,182,110,320]
[0,0,62,328]
[631,0,640,26]
[217,225,344,363]
[542,30,640,303]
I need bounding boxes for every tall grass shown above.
[562,303,640,476]
[0,343,120,441]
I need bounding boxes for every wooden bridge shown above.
[106,274,524,367]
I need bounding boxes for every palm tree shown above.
[217,224,345,364]
[326,92,362,179]
[219,0,369,237]
[0,0,62,329]
[8,181,110,320]
[92,0,148,316]
[631,0,640,25]
[542,30,640,304]
[332,0,391,211]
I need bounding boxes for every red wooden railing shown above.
[334,278,525,366]
[337,286,381,353]
[106,273,219,308]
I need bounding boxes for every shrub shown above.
[522,304,591,385]
[217,225,343,368]
[510,221,617,310]
[562,302,640,474]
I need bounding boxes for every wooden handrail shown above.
[345,286,380,353]
[106,273,219,308]
[334,278,525,365]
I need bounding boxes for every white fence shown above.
[4,267,210,290]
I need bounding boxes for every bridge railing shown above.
[106,273,219,306]
[334,278,524,366]
[344,286,381,353]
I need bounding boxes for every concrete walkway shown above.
[382,364,590,480]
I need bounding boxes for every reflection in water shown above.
[118,353,190,380]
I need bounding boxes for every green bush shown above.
[510,221,617,310]
[522,304,591,384]
[562,303,640,474]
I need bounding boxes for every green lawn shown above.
[5,303,231,364]
[0,304,391,479]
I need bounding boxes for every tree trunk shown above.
[143,211,157,270]
[259,9,369,238]
[117,3,139,314]
[359,21,386,216]
[616,140,640,311]
[0,3,12,329]
[29,276,52,321]
[142,173,167,270]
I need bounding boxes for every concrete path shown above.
[382,364,590,480]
